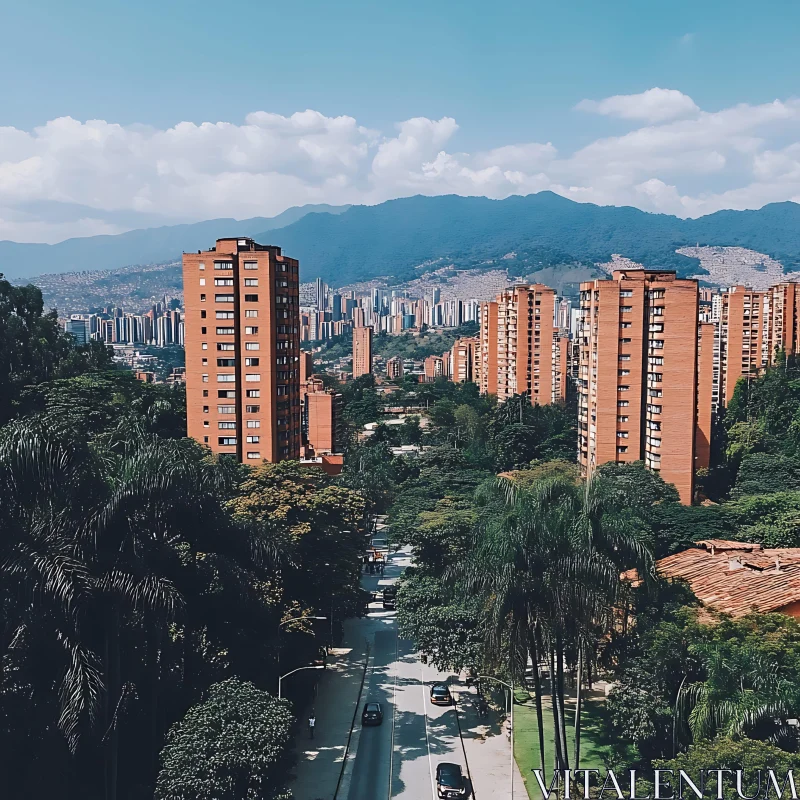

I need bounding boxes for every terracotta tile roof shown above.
[625,541,800,617]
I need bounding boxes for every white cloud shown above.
[575,88,700,124]
[7,92,800,241]
[679,32,695,46]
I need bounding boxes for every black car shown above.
[361,702,383,726]
[382,585,397,609]
[436,762,466,798]
[429,683,453,706]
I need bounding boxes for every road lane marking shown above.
[388,633,398,799]
[421,665,436,800]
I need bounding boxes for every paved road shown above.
[347,539,470,800]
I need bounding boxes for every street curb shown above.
[333,639,372,800]
[453,690,476,800]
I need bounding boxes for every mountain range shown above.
[6,193,800,286]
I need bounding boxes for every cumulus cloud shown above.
[575,87,700,124]
[6,91,800,241]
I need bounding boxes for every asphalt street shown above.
[347,539,470,800]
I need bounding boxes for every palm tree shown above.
[461,472,652,771]
[678,640,800,745]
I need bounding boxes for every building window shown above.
[217,343,235,351]
[199,263,205,271]
[619,355,630,361]
[246,436,260,444]
[617,415,629,422]
[201,310,207,319]
[617,431,629,438]
[246,405,260,413]
[202,342,208,350]
[617,446,628,454]
[247,420,260,428]
[203,421,209,428]
[218,406,235,414]
[215,278,234,286]
[247,452,261,459]
[245,358,260,366]
[214,262,233,270]
[618,385,630,391]
[202,374,209,383]
[201,327,207,334]
[202,358,208,365]
[617,400,629,407]
[245,294,258,302]
[246,389,260,398]
[245,374,261,382]
[618,370,630,376]
[217,374,235,382]
[218,437,237,446]
[621,322,632,329]
[245,326,259,334]
[217,358,236,367]
[203,406,209,413]
[620,290,633,297]
[216,327,235,335]
[245,278,258,286]
[245,310,258,318]
[200,294,206,301]
[243,262,258,270]
[620,306,632,312]
[218,422,236,429]
[218,390,236,398]
[203,390,208,397]
[200,278,206,286]
[245,342,260,350]
[203,436,209,443]
[215,295,235,303]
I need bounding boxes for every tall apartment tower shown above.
[717,287,768,408]
[451,337,478,383]
[183,238,301,463]
[578,270,699,504]
[352,325,373,378]
[479,285,564,405]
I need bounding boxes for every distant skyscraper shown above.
[352,325,373,378]
[183,237,301,463]
[65,315,90,344]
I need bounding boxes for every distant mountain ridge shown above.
[0,204,349,280]
[6,193,800,287]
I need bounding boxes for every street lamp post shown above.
[278,665,324,699]
[479,675,515,799]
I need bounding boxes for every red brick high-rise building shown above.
[302,377,342,456]
[183,237,301,463]
[352,325,373,378]
[578,270,699,504]
[478,284,565,406]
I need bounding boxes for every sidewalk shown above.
[286,521,393,800]
[452,681,527,800]
[285,618,370,800]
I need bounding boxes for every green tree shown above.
[0,274,113,425]
[654,737,800,800]
[155,679,293,800]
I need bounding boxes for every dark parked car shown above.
[382,585,397,609]
[436,762,466,797]
[361,702,383,726]
[429,683,453,706]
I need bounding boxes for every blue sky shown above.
[1,0,799,241]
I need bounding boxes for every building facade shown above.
[578,269,699,504]
[352,325,373,378]
[183,237,301,463]
[302,377,342,455]
[451,336,478,383]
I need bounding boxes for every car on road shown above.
[361,702,383,726]
[429,683,453,706]
[436,762,466,797]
